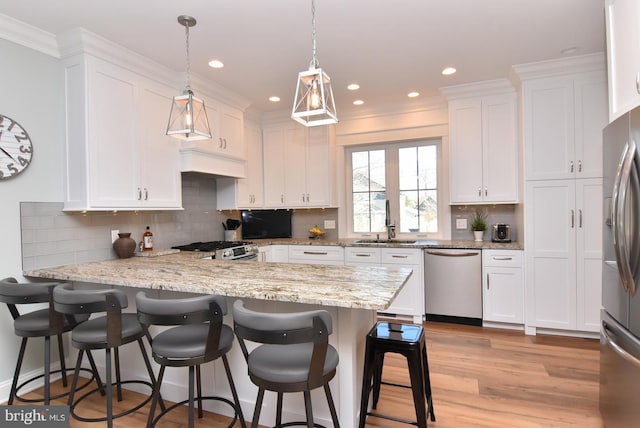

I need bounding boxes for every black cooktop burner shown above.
[171,241,251,252]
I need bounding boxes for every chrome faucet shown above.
[385,199,396,239]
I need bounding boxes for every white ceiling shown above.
[0,0,606,116]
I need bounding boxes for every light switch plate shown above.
[324,220,336,230]
[456,218,467,229]
[111,229,120,243]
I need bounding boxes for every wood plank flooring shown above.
[12,321,603,427]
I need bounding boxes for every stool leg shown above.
[276,392,284,427]
[303,390,314,428]
[44,335,51,405]
[188,365,195,428]
[114,346,123,402]
[85,350,105,396]
[422,345,435,422]
[324,383,340,428]
[372,352,385,409]
[407,350,427,428]
[222,355,246,428]
[358,339,375,428]
[196,364,203,419]
[137,338,164,411]
[67,349,84,407]
[8,337,28,405]
[251,388,265,428]
[105,348,113,428]
[146,365,165,428]
[57,334,68,387]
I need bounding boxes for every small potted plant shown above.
[470,209,488,241]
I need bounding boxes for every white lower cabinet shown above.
[344,247,424,324]
[288,245,344,265]
[482,250,523,327]
[525,178,602,334]
[266,245,289,263]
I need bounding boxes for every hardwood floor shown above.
[13,322,603,427]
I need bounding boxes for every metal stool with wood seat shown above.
[358,321,436,428]
[136,291,246,428]
[0,277,97,405]
[232,299,340,428]
[53,283,160,428]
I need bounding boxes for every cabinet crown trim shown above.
[511,52,605,82]
[440,78,515,99]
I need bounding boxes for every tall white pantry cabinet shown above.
[517,56,607,334]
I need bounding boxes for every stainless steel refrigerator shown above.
[601,106,640,427]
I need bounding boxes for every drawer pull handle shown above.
[391,255,408,259]
[493,257,513,261]
[303,251,328,255]
[356,254,372,257]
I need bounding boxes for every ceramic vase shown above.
[473,230,484,242]
[113,232,136,258]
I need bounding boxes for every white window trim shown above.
[343,137,451,240]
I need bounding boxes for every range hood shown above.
[180,147,247,178]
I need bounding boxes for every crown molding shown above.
[0,13,59,57]
[440,78,515,100]
[511,52,606,83]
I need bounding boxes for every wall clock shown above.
[0,114,33,180]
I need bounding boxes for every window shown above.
[348,139,442,236]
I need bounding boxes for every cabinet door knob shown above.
[138,187,142,201]
[636,71,640,94]
[570,160,574,173]
[578,160,582,173]
[144,188,148,200]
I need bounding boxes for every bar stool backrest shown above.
[0,277,65,333]
[232,300,333,386]
[136,292,226,356]
[53,283,128,348]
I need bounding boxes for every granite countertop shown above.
[251,238,523,250]
[24,253,412,311]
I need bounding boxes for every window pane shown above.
[398,144,438,233]
[351,149,386,233]
[369,150,386,191]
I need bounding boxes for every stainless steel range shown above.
[172,241,259,261]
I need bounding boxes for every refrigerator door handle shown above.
[612,140,636,294]
[602,321,640,369]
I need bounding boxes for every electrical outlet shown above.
[456,218,467,230]
[111,229,120,243]
[324,220,336,230]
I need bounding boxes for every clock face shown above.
[0,114,33,180]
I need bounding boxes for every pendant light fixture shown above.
[291,0,338,127]
[166,15,212,141]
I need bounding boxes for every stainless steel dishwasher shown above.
[424,248,482,325]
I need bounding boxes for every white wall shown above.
[0,38,66,398]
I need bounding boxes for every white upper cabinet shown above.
[445,84,518,204]
[63,54,182,211]
[217,122,264,209]
[605,0,640,121]
[263,122,335,208]
[522,71,607,180]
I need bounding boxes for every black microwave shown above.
[241,210,292,239]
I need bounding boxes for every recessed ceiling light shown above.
[347,83,360,91]
[407,92,420,98]
[269,96,281,102]
[208,59,224,68]
[353,100,364,105]
[442,67,456,75]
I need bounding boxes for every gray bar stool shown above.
[0,277,97,405]
[358,322,435,428]
[136,291,246,428]
[232,300,340,428]
[53,283,160,428]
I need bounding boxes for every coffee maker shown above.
[491,224,511,242]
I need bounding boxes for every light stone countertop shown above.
[251,238,523,250]
[24,252,412,311]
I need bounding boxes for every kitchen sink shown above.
[354,239,417,245]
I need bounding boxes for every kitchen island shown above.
[25,252,412,428]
